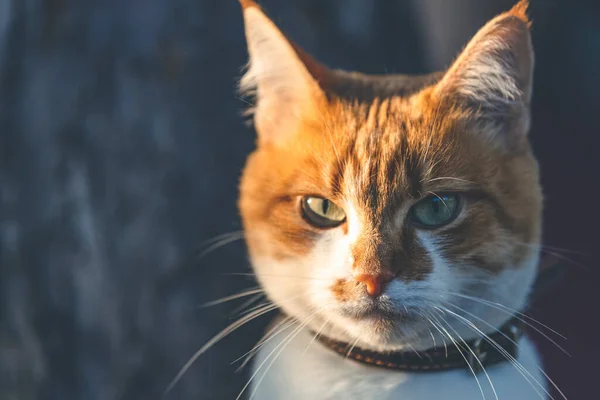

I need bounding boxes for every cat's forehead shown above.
[269,87,500,225]
[319,95,475,207]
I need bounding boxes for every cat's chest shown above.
[248,326,546,400]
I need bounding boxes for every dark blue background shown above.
[1,1,598,399]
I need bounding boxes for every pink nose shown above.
[355,273,394,297]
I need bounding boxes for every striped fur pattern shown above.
[238,0,541,362]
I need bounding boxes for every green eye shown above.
[301,196,346,228]
[410,194,461,228]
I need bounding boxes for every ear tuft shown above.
[508,0,531,28]
[238,56,258,102]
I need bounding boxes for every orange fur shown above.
[509,0,532,27]
[238,1,541,307]
[238,0,259,11]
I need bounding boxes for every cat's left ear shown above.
[433,0,534,135]
[238,0,330,145]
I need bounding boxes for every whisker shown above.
[443,301,567,400]
[198,287,264,309]
[236,301,275,318]
[303,317,331,356]
[241,306,327,400]
[425,315,447,357]
[446,290,566,339]
[224,272,258,277]
[224,272,330,282]
[233,290,316,368]
[538,249,588,271]
[164,303,279,394]
[446,292,570,354]
[235,95,257,109]
[230,293,266,317]
[515,241,588,257]
[199,230,245,247]
[434,308,500,400]
[427,191,451,215]
[234,315,297,372]
[197,233,245,259]
[243,322,308,400]
[424,176,476,185]
[426,312,487,400]
[513,242,588,270]
[543,246,587,256]
[427,328,437,349]
[406,343,424,360]
[345,334,362,358]
[248,311,324,400]
[436,305,552,400]
[236,291,309,319]
[530,364,568,400]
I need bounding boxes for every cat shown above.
[237,0,551,398]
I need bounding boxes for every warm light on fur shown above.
[237,1,548,398]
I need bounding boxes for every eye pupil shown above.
[322,199,329,214]
[431,198,441,213]
[301,196,346,229]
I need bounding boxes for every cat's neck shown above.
[249,316,546,400]
[312,314,515,353]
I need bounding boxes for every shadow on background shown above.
[1,1,598,399]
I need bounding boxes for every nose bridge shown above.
[351,228,395,276]
[350,219,401,297]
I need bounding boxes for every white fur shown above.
[249,321,546,400]
[247,213,543,399]
[435,15,533,109]
[251,206,540,350]
[239,4,543,399]
[455,37,522,107]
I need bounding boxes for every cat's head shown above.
[237,0,542,351]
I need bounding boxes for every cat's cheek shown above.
[309,232,356,307]
[415,231,461,298]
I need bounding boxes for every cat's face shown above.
[238,0,541,350]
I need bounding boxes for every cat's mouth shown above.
[352,308,396,322]
[338,299,413,322]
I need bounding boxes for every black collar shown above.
[313,317,523,373]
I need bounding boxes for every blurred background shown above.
[1,0,598,399]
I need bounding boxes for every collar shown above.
[312,254,563,373]
[313,317,523,373]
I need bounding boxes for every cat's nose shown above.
[355,272,395,297]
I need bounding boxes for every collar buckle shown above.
[466,321,521,374]
[467,338,488,374]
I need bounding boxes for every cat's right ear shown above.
[432,0,534,141]
[238,0,329,145]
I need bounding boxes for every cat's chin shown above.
[339,303,414,324]
[320,305,434,352]
[334,318,431,352]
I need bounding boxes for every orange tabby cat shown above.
[237,0,551,398]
